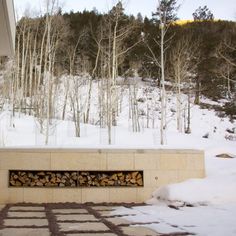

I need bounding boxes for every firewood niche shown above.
[9,170,144,188]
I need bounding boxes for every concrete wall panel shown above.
[0,148,205,203]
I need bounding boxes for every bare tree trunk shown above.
[176,73,183,132]
[70,82,81,138]
[147,104,150,128]
[85,40,101,124]
[62,78,69,120]
[129,84,140,132]
[186,90,191,134]
[194,78,200,105]
[160,24,166,145]
[45,48,51,144]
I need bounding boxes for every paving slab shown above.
[4,219,48,227]
[98,211,114,217]
[59,222,109,232]
[66,234,117,236]
[0,228,50,236]
[52,209,88,214]
[91,206,117,211]
[8,211,46,218]
[0,204,158,236]
[9,206,45,211]
[106,217,131,225]
[56,214,98,222]
[121,226,158,236]
[98,211,133,217]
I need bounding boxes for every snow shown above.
[148,146,236,206]
[112,204,236,236]
[0,80,235,148]
[0,110,234,150]
[0,76,235,149]
[109,147,236,235]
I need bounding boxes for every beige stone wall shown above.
[0,149,205,204]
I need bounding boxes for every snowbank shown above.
[148,147,236,206]
[148,174,236,205]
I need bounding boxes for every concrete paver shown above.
[98,210,134,217]
[4,219,48,227]
[56,214,98,222]
[91,206,117,211]
[9,206,45,211]
[66,234,117,236]
[106,217,131,225]
[0,228,50,236]
[8,211,46,218]
[58,222,109,232]
[98,211,115,217]
[0,204,168,236]
[121,226,158,236]
[52,209,88,214]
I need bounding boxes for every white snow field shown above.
[0,79,235,149]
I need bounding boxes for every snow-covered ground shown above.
[0,79,235,148]
[0,112,234,149]
[112,203,236,235]
[110,148,236,236]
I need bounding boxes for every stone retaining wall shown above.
[0,149,205,203]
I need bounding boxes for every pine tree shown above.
[193,6,214,21]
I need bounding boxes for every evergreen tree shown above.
[152,0,179,25]
[193,6,214,21]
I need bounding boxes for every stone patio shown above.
[0,203,185,236]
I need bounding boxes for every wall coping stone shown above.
[0,148,204,154]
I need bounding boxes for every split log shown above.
[9,171,143,187]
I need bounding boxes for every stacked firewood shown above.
[9,171,143,187]
[9,171,78,187]
[78,171,143,187]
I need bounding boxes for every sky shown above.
[14,0,236,21]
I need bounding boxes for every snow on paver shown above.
[118,204,236,236]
